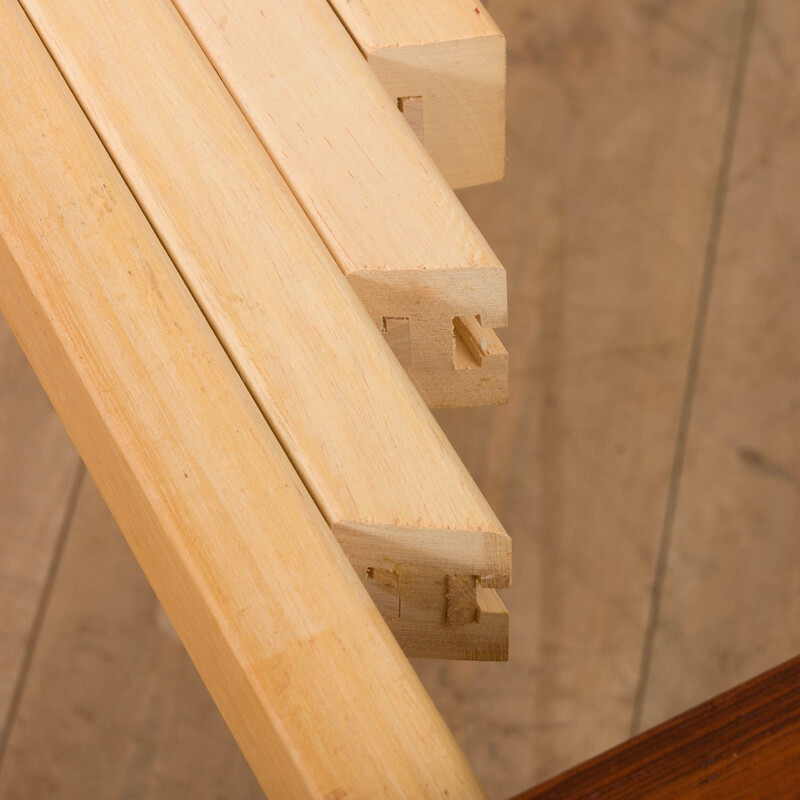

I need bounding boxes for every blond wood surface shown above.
[640,0,800,730]
[410,1,749,796]
[328,0,506,189]
[0,318,80,738]
[0,477,266,800]
[335,522,509,659]
[5,2,796,798]
[21,0,510,658]
[173,0,508,408]
[0,3,486,795]
[0,481,507,798]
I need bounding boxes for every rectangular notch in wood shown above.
[453,315,487,370]
[381,316,412,366]
[446,574,479,625]
[364,566,400,618]
[397,96,424,144]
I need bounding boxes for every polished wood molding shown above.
[514,656,800,799]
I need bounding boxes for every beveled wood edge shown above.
[512,655,800,799]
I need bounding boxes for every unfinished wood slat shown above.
[335,522,509,659]
[326,0,506,189]
[0,3,487,795]
[0,476,266,799]
[20,0,511,659]
[172,0,508,408]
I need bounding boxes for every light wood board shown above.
[173,0,509,408]
[5,2,795,798]
[0,476,266,799]
[0,3,486,795]
[328,0,506,189]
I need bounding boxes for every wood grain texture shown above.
[639,0,800,730]
[328,0,506,189]
[410,0,750,795]
[2,0,797,795]
[173,0,509,408]
[513,655,800,800]
[0,317,80,738]
[336,523,509,660]
[21,0,511,659]
[0,4,486,795]
[0,477,266,800]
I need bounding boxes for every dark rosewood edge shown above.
[511,655,800,799]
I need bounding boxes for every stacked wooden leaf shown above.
[0,0,509,796]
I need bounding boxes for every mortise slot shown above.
[453,316,485,370]
[446,574,479,625]
[397,96,424,144]
[381,316,412,366]
[363,565,401,619]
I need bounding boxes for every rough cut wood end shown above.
[372,33,507,190]
[335,521,511,660]
[329,0,507,188]
[351,265,509,407]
